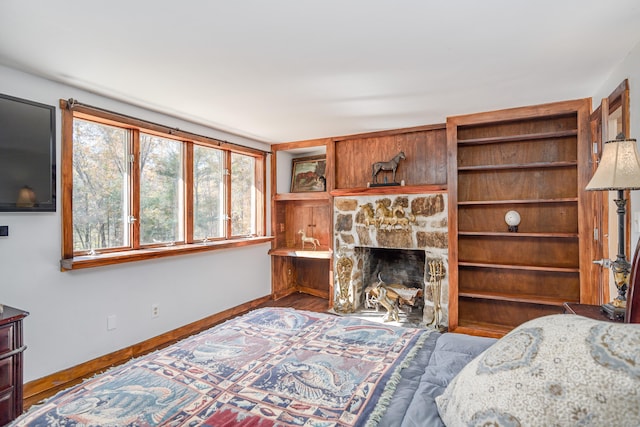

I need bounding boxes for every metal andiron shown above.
[334,250,355,313]
[427,259,446,331]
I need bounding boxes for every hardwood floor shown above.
[258,292,329,313]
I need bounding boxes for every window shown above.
[72,119,128,251]
[139,133,184,245]
[61,100,268,270]
[193,144,225,240]
[231,152,256,236]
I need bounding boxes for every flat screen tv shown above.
[0,93,56,212]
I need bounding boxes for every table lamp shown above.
[586,136,640,320]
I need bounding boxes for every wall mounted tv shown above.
[0,93,56,212]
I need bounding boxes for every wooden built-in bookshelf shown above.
[447,99,595,336]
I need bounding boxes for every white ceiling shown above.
[1,1,640,144]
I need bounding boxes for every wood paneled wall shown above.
[333,124,447,189]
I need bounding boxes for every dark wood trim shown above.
[297,286,330,299]
[23,294,274,409]
[60,236,273,271]
[331,123,447,142]
[447,98,588,125]
[272,284,299,301]
[456,129,578,145]
[325,139,336,201]
[576,99,596,304]
[59,103,74,260]
[274,192,331,201]
[446,116,459,332]
[131,129,141,249]
[60,99,269,156]
[225,151,232,238]
[184,144,194,242]
[592,97,609,304]
[590,104,601,123]
[325,139,336,308]
[268,248,333,258]
[272,138,332,152]
[274,125,447,147]
[330,184,446,197]
[607,78,629,113]
[257,152,267,236]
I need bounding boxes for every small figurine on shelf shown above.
[505,210,521,232]
[371,151,406,186]
[298,230,320,250]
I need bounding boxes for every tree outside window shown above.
[72,119,128,251]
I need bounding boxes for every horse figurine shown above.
[371,151,405,184]
[298,230,320,250]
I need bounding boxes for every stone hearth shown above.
[333,193,448,328]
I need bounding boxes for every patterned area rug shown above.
[15,308,429,426]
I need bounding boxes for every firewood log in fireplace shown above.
[365,282,423,311]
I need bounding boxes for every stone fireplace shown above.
[333,193,448,328]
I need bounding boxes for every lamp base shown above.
[601,303,625,321]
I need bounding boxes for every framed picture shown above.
[291,155,326,192]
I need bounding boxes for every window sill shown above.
[60,236,274,271]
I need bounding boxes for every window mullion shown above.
[225,150,232,239]
[131,129,141,249]
[255,153,265,236]
[185,143,194,243]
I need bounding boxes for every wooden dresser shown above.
[0,305,28,425]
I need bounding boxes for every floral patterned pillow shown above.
[436,314,640,426]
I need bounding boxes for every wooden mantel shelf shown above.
[330,184,446,197]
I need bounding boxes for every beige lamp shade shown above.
[586,138,640,191]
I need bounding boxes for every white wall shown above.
[0,65,272,382]
[593,39,640,255]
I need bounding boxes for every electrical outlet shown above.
[151,304,160,318]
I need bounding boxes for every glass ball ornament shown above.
[505,210,521,232]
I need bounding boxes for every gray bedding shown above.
[378,331,497,426]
